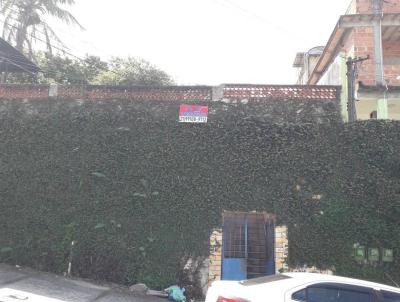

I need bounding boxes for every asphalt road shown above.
[0,263,168,302]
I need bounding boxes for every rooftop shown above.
[0,38,40,73]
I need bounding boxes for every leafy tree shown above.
[5,53,174,86]
[81,55,109,83]
[5,53,108,84]
[38,53,109,84]
[0,0,82,53]
[93,57,174,86]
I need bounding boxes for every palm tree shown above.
[0,0,82,55]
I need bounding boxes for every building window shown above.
[370,111,377,119]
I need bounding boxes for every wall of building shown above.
[346,0,400,14]
[316,0,400,120]
[317,54,350,122]
[295,52,323,85]
[318,56,343,86]
[208,230,223,287]
[343,1,400,86]
[356,99,377,119]
[383,42,400,85]
[305,55,322,84]
[388,99,400,119]
[346,0,358,14]
[357,0,400,14]
[275,226,289,273]
[350,27,400,120]
[350,30,400,87]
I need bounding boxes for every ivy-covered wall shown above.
[0,97,399,290]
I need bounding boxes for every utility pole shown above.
[347,56,370,122]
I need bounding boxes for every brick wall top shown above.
[223,84,340,100]
[0,84,341,102]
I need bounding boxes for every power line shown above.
[0,56,36,75]
[212,0,314,44]
[0,50,89,81]
[1,4,80,43]
[0,46,91,82]
[43,21,114,59]
[0,17,86,62]
[0,14,116,76]
[0,54,88,82]
[0,14,71,52]
[1,11,115,77]
[0,40,115,83]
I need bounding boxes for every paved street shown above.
[0,264,167,302]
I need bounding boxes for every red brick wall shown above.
[339,8,400,86]
[0,85,49,99]
[383,42,400,85]
[353,27,376,85]
[352,0,400,14]
[352,31,400,85]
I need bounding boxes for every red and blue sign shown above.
[179,104,208,123]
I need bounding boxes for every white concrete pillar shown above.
[377,98,388,119]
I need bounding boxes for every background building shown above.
[294,0,400,121]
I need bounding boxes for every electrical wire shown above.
[0,52,91,82]
[212,0,314,44]
[0,9,68,50]
[0,56,36,75]
[1,12,116,81]
[0,17,84,61]
[0,15,122,81]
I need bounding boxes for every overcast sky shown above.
[50,0,352,85]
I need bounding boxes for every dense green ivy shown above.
[0,99,399,289]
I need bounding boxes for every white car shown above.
[206,273,400,302]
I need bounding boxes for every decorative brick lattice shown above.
[0,84,49,99]
[223,85,340,100]
[0,84,340,101]
[58,85,88,99]
[85,86,212,101]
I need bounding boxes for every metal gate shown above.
[222,211,276,281]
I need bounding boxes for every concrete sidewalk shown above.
[0,264,168,302]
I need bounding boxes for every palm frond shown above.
[0,0,17,15]
[42,1,84,29]
[1,0,83,52]
[40,21,67,48]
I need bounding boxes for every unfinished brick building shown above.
[294,0,400,121]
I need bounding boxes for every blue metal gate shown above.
[222,211,275,281]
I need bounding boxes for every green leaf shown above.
[91,172,106,178]
[94,223,106,230]
[133,193,147,198]
[0,247,13,254]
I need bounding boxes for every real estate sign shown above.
[179,104,208,123]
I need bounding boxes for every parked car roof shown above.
[281,273,400,292]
